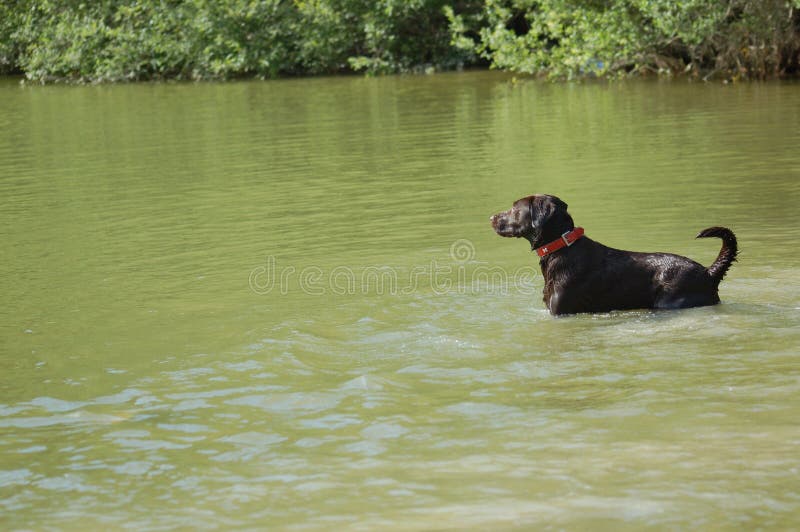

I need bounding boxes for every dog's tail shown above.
[696,226,738,285]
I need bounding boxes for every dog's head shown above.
[490,194,573,249]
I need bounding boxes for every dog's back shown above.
[541,238,727,313]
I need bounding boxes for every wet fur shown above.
[490,194,738,316]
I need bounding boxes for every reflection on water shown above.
[1,73,799,529]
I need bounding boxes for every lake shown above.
[1,72,799,529]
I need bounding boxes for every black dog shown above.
[490,194,738,315]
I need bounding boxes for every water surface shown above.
[1,73,799,529]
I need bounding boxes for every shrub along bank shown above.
[1,0,798,82]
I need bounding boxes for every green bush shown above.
[1,0,798,82]
[449,0,800,80]
[3,0,475,82]
[0,1,27,75]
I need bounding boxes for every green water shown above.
[1,72,799,529]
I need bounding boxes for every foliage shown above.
[0,0,473,82]
[345,0,478,74]
[1,0,798,82]
[449,0,800,80]
[0,1,23,74]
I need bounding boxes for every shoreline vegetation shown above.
[1,1,799,84]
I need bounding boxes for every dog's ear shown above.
[530,195,568,230]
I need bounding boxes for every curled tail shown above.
[696,226,738,285]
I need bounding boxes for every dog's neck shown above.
[526,214,576,250]
[534,227,584,258]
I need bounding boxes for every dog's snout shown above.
[491,213,504,229]
[491,212,510,235]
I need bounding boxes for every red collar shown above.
[535,227,585,257]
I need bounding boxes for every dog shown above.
[490,194,738,315]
